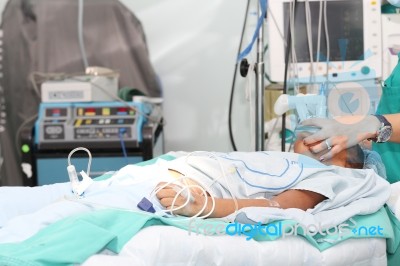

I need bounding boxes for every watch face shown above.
[378,126,393,142]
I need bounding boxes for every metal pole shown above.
[255,2,265,151]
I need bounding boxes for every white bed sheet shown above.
[82,225,387,266]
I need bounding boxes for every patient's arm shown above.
[156,186,326,218]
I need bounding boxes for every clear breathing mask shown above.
[274,83,327,137]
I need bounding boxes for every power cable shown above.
[228,0,251,151]
[282,0,299,152]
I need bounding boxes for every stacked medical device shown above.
[20,71,164,186]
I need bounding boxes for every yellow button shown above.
[103,108,110,116]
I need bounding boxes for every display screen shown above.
[283,0,364,63]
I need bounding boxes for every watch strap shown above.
[373,115,392,143]
[374,114,390,127]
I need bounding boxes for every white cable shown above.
[184,151,239,215]
[149,176,191,201]
[265,116,280,150]
[267,6,286,47]
[316,0,323,63]
[149,173,216,220]
[305,0,315,85]
[323,0,330,83]
[64,174,212,221]
[65,151,240,221]
[64,194,211,229]
[268,0,300,92]
[293,5,300,93]
[324,0,330,63]
[62,150,218,221]
[78,0,89,69]
[63,195,155,216]
[68,147,92,176]
[289,0,300,93]
[170,184,214,219]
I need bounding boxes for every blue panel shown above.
[37,156,143,185]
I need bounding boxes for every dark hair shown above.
[345,145,365,169]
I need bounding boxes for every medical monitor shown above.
[267,0,382,83]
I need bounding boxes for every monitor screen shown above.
[267,0,382,83]
[284,0,364,63]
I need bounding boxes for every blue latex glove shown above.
[301,116,380,161]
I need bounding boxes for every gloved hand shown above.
[300,115,381,161]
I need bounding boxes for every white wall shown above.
[119,0,258,152]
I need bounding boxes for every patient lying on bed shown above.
[156,139,367,218]
[0,139,390,243]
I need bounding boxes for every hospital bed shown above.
[84,191,400,266]
[0,152,399,266]
[83,227,387,266]
[110,186,396,266]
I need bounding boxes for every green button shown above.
[361,66,370,75]
[21,144,30,153]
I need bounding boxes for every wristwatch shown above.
[372,115,393,143]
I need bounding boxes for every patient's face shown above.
[293,138,346,167]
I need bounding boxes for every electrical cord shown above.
[67,147,94,197]
[264,2,299,151]
[68,147,92,176]
[149,177,216,220]
[323,0,330,82]
[321,1,354,116]
[78,0,89,70]
[263,45,277,84]
[305,0,316,85]
[118,129,129,165]
[267,5,286,46]
[265,115,279,150]
[289,1,300,93]
[275,0,345,152]
[228,0,251,151]
[64,150,288,222]
[237,0,268,62]
[316,0,323,63]
[149,151,241,220]
[184,151,239,214]
[282,0,299,152]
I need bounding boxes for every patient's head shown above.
[293,138,364,169]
